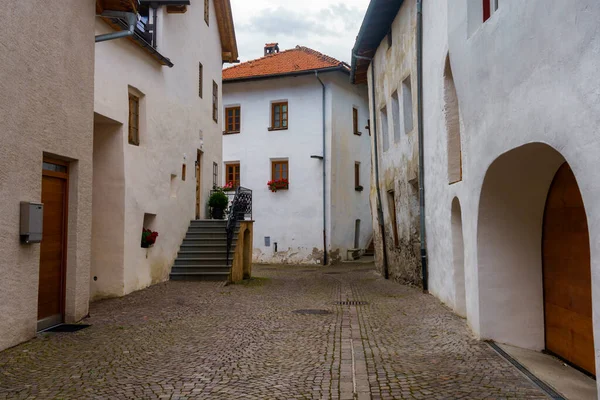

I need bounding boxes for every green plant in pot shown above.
[208,190,229,219]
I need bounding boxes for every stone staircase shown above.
[169,220,238,281]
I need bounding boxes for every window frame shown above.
[270,101,289,130]
[225,162,241,188]
[271,160,289,181]
[212,162,218,188]
[212,81,218,123]
[353,107,361,135]
[204,0,209,25]
[128,93,140,146]
[224,106,241,134]
[198,62,203,98]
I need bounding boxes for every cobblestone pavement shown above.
[0,263,548,399]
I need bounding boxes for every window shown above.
[271,101,288,129]
[271,160,289,181]
[128,93,140,146]
[355,162,361,188]
[387,190,399,247]
[225,106,241,134]
[353,107,361,135]
[212,162,218,187]
[380,106,389,152]
[387,29,392,48]
[212,81,218,123]
[204,0,209,25]
[391,91,401,142]
[182,164,186,181]
[445,56,462,184]
[198,63,203,98]
[402,76,414,134]
[483,0,498,22]
[225,163,240,188]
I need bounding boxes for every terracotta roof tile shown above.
[223,46,349,81]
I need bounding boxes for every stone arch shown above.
[444,55,462,184]
[477,143,584,352]
[451,197,466,317]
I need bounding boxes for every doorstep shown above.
[496,343,597,400]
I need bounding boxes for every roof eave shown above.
[223,66,349,84]
[214,0,239,63]
[350,0,405,84]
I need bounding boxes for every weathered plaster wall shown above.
[93,1,225,297]
[0,0,95,350]
[368,0,421,285]
[222,75,325,264]
[423,0,600,383]
[328,74,373,261]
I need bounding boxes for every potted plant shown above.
[222,182,235,191]
[267,179,289,192]
[141,229,158,248]
[208,189,229,219]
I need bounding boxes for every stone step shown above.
[180,243,228,249]
[177,250,228,259]
[185,232,228,239]
[171,265,231,273]
[174,258,231,266]
[169,271,229,281]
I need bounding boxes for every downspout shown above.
[95,11,137,43]
[353,53,389,279]
[417,0,428,291]
[315,71,328,266]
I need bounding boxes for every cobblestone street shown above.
[0,263,548,399]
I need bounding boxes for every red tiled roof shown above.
[223,46,349,81]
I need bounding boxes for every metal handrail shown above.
[225,186,252,267]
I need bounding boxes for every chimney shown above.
[264,43,280,56]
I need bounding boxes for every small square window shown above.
[212,81,218,123]
[353,107,361,135]
[271,160,289,190]
[225,163,240,188]
[224,106,241,134]
[271,102,288,130]
[198,63,203,98]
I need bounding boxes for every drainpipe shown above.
[353,53,389,279]
[95,11,137,43]
[315,71,328,266]
[417,0,428,291]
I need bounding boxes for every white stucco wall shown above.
[223,71,371,264]
[0,0,95,350]
[92,1,226,298]
[421,0,600,383]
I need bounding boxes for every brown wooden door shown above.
[543,162,595,375]
[196,151,202,219]
[38,159,68,330]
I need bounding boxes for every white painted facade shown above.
[360,0,600,390]
[92,2,233,299]
[223,72,372,264]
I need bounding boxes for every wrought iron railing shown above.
[225,187,252,266]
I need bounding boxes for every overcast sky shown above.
[229,0,371,65]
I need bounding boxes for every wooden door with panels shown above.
[543,162,595,376]
[38,158,69,330]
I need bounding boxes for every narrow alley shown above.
[0,264,547,399]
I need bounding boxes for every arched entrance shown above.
[477,143,594,375]
[543,163,594,375]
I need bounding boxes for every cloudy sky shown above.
[229,0,371,64]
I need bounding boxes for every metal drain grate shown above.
[335,301,369,306]
[293,309,332,315]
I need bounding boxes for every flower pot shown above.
[212,207,224,219]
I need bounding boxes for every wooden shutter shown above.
[128,94,140,146]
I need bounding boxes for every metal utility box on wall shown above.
[20,202,43,244]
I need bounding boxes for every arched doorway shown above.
[477,143,594,376]
[543,163,594,375]
[451,198,466,317]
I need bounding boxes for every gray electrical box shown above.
[264,236,270,247]
[20,202,43,244]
